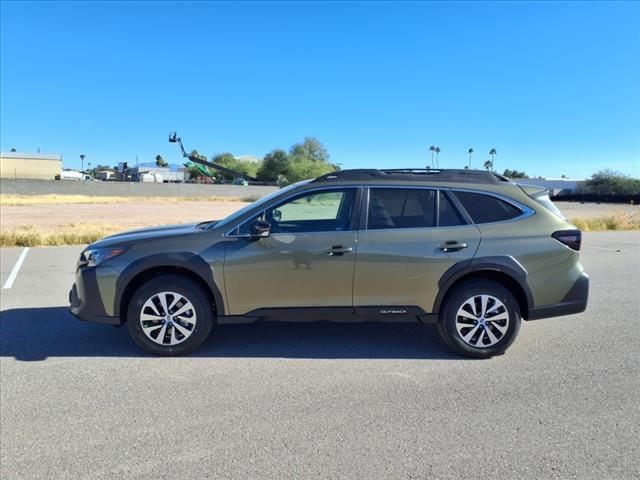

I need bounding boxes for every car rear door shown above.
[353,187,481,314]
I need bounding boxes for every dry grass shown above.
[570,214,640,232]
[1,198,638,247]
[0,224,123,247]
[0,194,251,206]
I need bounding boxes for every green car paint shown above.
[70,169,589,357]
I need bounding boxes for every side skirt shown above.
[217,306,438,324]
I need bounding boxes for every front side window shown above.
[367,188,436,229]
[453,191,522,224]
[238,189,356,234]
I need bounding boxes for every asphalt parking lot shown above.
[1,231,639,479]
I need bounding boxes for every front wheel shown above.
[126,275,215,356]
[437,280,521,358]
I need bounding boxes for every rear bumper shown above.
[69,267,120,325]
[527,272,589,320]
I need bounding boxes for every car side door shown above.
[223,187,361,315]
[353,187,482,314]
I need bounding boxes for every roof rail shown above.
[314,168,512,184]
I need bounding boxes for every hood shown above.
[91,222,211,247]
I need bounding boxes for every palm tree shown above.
[467,148,474,169]
[428,145,436,168]
[489,148,497,170]
[435,147,441,168]
[484,160,493,171]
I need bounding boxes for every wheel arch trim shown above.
[115,253,225,322]
[433,256,534,318]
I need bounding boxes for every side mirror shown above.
[272,209,282,222]
[250,219,271,239]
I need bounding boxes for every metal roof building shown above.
[0,152,63,180]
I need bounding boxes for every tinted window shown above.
[238,189,356,234]
[454,191,522,224]
[368,188,436,229]
[438,191,465,227]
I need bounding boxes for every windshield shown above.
[214,179,313,229]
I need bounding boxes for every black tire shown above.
[126,275,215,356]
[437,279,521,358]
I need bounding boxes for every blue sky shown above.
[1,1,639,179]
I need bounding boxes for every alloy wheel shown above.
[139,291,197,346]
[455,294,510,348]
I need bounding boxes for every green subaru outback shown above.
[70,169,589,358]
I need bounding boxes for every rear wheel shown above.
[437,280,521,358]
[126,275,215,356]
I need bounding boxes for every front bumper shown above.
[69,267,120,325]
[527,271,589,320]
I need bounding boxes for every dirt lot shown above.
[0,200,249,232]
[555,201,640,220]
[0,198,638,246]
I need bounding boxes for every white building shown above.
[515,178,586,196]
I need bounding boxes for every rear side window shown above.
[368,188,436,229]
[454,191,522,224]
[438,191,466,227]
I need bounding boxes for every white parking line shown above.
[2,247,30,289]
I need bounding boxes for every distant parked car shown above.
[232,177,249,186]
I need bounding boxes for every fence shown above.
[550,193,640,204]
[0,179,279,199]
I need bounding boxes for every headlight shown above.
[82,247,128,267]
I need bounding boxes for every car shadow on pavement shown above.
[0,306,462,361]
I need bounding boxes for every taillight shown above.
[552,230,582,251]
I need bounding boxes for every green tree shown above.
[502,169,527,178]
[484,160,494,171]
[289,137,330,163]
[212,153,259,181]
[257,149,290,181]
[281,137,335,184]
[155,154,168,168]
[286,157,335,183]
[585,170,640,195]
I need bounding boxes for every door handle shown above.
[438,241,468,253]
[325,245,354,256]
